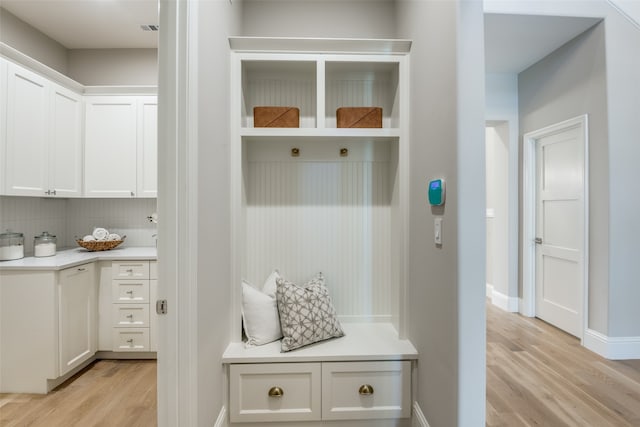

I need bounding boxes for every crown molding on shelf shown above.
[229,37,412,54]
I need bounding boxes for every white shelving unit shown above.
[225,38,415,425]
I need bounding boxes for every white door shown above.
[534,124,585,337]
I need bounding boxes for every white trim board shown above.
[214,406,227,427]
[583,329,640,360]
[487,285,519,312]
[412,401,431,427]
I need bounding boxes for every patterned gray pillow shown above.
[276,273,345,352]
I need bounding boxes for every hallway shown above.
[486,301,640,426]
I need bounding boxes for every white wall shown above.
[485,73,519,307]
[0,196,157,254]
[485,124,510,305]
[397,1,486,425]
[0,8,68,74]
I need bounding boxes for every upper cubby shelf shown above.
[232,37,410,140]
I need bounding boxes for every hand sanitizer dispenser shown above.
[428,178,445,206]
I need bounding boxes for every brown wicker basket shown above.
[76,236,126,252]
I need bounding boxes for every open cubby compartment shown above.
[241,59,317,128]
[234,136,404,342]
[325,60,400,129]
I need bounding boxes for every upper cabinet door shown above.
[136,96,157,198]
[84,96,138,198]
[5,62,49,196]
[50,84,83,197]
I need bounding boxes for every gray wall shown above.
[67,49,158,86]
[0,8,68,73]
[519,23,610,334]
[397,1,486,425]
[241,0,396,38]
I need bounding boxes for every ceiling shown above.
[0,1,601,73]
[484,14,601,74]
[0,0,159,49]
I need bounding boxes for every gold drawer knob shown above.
[268,386,284,397]
[359,384,374,395]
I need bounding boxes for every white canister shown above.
[34,232,57,257]
[0,232,25,261]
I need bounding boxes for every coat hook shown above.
[340,148,348,157]
[291,147,300,157]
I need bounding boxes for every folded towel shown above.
[83,235,96,242]
[92,228,109,241]
[107,233,121,241]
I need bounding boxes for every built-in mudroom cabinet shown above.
[222,38,417,426]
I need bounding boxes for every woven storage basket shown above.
[254,106,300,127]
[336,107,382,128]
[76,236,126,252]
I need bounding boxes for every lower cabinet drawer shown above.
[321,361,411,420]
[112,328,149,352]
[229,363,321,423]
[112,304,149,327]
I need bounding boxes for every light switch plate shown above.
[434,217,442,244]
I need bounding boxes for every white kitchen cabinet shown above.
[0,58,7,193]
[84,96,138,198]
[58,263,98,376]
[137,96,158,198]
[0,263,97,393]
[149,261,158,351]
[3,61,82,197]
[84,95,157,198]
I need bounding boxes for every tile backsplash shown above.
[0,196,157,255]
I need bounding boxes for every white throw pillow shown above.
[241,270,282,347]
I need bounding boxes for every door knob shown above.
[534,237,543,244]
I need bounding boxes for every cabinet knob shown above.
[358,384,374,396]
[51,190,56,196]
[45,190,50,195]
[268,386,284,397]
[131,191,135,197]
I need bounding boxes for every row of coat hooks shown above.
[290,148,349,157]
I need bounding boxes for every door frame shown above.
[521,115,589,342]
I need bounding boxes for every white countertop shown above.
[0,247,157,271]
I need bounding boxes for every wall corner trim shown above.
[214,406,227,427]
[413,401,431,427]
[583,329,640,360]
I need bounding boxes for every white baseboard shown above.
[583,329,640,360]
[413,401,430,427]
[487,284,518,312]
[486,283,493,298]
[214,406,227,427]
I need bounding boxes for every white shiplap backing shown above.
[244,145,394,319]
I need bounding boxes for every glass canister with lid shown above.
[34,231,57,257]
[0,232,25,261]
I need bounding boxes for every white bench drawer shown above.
[229,363,321,423]
[321,361,411,420]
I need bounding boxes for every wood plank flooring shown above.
[0,360,156,427]
[2,308,639,426]
[487,300,640,426]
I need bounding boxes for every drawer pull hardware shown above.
[77,268,86,272]
[268,386,284,397]
[126,339,134,344]
[126,268,134,273]
[359,384,374,396]
[126,314,134,319]
[126,290,134,295]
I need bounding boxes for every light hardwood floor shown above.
[487,300,640,426]
[2,310,639,426]
[0,360,156,427]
